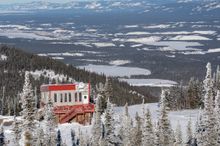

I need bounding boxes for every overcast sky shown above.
[0,0,75,4]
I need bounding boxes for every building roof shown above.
[40,84,76,92]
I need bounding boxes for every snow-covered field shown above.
[1,103,199,146]
[120,78,177,87]
[78,64,151,77]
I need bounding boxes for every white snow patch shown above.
[127,36,161,44]
[124,25,139,28]
[52,57,64,60]
[143,24,171,29]
[0,54,7,61]
[109,60,131,66]
[93,42,116,48]
[126,32,151,35]
[28,69,74,82]
[120,78,177,87]
[79,64,151,77]
[207,48,220,53]
[169,35,211,41]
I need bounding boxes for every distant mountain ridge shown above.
[1,0,219,12]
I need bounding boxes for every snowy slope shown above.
[0,103,199,145]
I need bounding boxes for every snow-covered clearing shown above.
[109,60,131,66]
[78,64,151,77]
[120,78,177,87]
[1,103,199,146]
[38,52,84,57]
[28,69,74,82]
[92,42,116,48]
[169,35,211,41]
[143,24,171,29]
[127,36,161,44]
[0,54,7,61]
[115,103,199,141]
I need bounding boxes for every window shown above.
[54,93,57,102]
[69,93,71,102]
[79,92,82,102]
[60,93,63,102]
[65,93,67,102]
[84,96,87,100]
[75,93,77,102]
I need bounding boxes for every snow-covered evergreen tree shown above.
[131,112,142,146]
[104,77,113,101]
[20,71,36,131]
[36,126,45,146]
[13,117,21,145]
[154,121,160,146]
[174,122,183,146]
[56,129,62,146]
[142,108,154,146]
[103,99,121,146]
[91,95,102,146]
[0,125,5,146]
[119,103,133,146]
[186,118,193,145]
[158,89,174,146]
[71,129,77,146]
[44,98,57,146]
[199,62,218,146]
[20,71,37,145]
[215,90,220,143]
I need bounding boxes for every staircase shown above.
[54,104,95,124]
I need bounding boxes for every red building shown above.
[40,83,94,124]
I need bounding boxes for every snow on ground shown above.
[143,24,171,29]
[125,32,151,35]
[78,64,151,77]
[38,52,84,57]
[124,25,139,28]
[207,48,220,53]
[115,103,199,141]
[157,41,203,51]
[127,36,161,44]
[28,69,74,82]
[169,35,211,41]
[119,78,177,87]
[0,103,199,145]
[92,42,116,48]
[0,54,7,61]
[52,57,65,60]
[109,60,131,66]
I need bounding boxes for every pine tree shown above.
[174,122,183,146]
[91,96,102,146]
[200,62,218,146]
[20,71,36,131]
[96,83,107,113]
[0,125,5,146]
[154,121,160,146]
[158,89,174,146]
[56,129,62,146]
[186,118,193,145]
[215,90,220,143]
[131,112,142,146]
[20,71,37,146]
[36,126,45,146]
[142,108,154,146]
[103,99,121,146]
[119,103,133,146]
[104,77,113,101]
[71,129,76,146]
[13,117,21,145]
[44,98,57,146]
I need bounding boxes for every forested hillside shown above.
[0,45,156,115]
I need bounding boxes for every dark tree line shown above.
[0,45,156,115]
